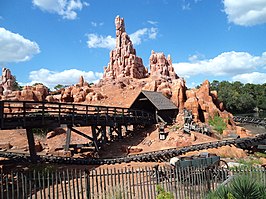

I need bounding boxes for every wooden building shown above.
[130,91,178,124]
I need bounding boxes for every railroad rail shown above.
[233,116,266,128]
[0,129,265,165]
[0,100,265,165]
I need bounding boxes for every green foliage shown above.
[156,185,174,199]
[32,128,49,137]
[29,163,56,173]
[54,84,64,90]
[209,80,266,114]
[12,75,23,91]
[32,82,44,86]
[254,152,266,158]
[170,124,180,132]
[206,175,266,199]
[237,158,262,167]
[229,175,263,199]
[209,114,227,134]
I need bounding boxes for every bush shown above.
[156,185,174,199]
[209,114,227,134]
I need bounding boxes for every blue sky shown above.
[0,0,266,89]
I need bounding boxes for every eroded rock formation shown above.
[149,51,178,81]
[102,16,148,81]
[58,76,107,103]
[15,84,49,101]
[0,68,15,96]
[142,51,187,109]
[183,80,234,127]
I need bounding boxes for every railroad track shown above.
[0,117,265,165]
[233,116,266,127]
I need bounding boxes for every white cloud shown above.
[86,27,158,49]
[223,0,266,26]
[91,21,104,27]
[232,72,266,84]
[147,20,158,25]
[173,51,266,77]
[32,0,89,20]
[28,68,103,88]
[86,34,115,49]
[0,27,40,63]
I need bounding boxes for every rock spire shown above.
[0,67,15,96]
[103,16,148,80]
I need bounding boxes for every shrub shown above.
[209,114,227,134]
[156,185,174,199]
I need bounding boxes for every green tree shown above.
[209,80,265,114]
[32,82,44,86]
[12,75,23,91]
[54,84,64,90]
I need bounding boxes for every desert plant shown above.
[209,114,227,134]
[206,175,266,199]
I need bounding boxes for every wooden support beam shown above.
[26,128,38,163]
[101,126,107,144]
[0,101,3,129]
[70,127,94,141]
[64,126,71,151]
[91,126,99,151]
[117,125,122,139]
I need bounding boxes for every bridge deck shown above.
[0,101,155,130]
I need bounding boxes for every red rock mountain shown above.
[0,16,234,128]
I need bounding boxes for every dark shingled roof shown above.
[141,91,178,110]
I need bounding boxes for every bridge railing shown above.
[0,101,155,129]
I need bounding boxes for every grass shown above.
[237,157,262,167]
[254,152,266,158]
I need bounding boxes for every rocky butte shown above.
[0,16,235,131]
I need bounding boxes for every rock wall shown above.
[102,16,148,80]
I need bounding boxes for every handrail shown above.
[0,100,155,129]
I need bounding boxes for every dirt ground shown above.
[0,113,265,171]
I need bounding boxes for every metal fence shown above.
[0,165,265,199]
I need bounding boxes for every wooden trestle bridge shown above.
[0,100,155,162]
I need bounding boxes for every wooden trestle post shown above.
[117,125,122,139]
[91,126,99,151]
[0,101,3,129]
[101,126,107,144]
[64,125,72,151]
[26,128,38,163]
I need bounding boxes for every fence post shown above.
[206,168,211,192]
